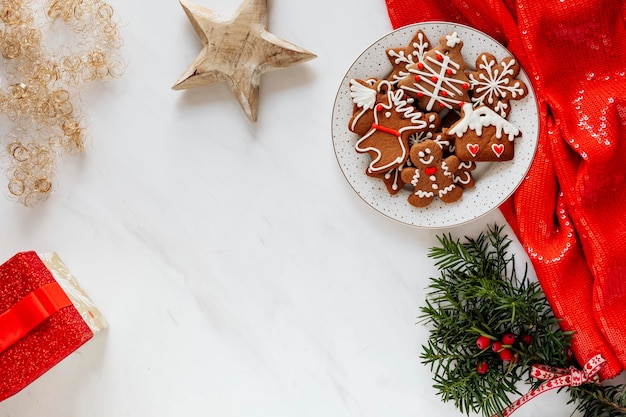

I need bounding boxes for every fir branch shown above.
[420,225,571,417]
[569,384,626,417]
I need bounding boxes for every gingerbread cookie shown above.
[386,30,432,85]
[351,82,440,174]
[397,32,472,111]
[447,103,521,161]
[453,161,477,189]
[400,139,462,207]
[348,78,389,136]
[343,27,530,211]
[365,160,412,195]
[468,53,528,118]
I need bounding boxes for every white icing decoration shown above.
[433,133,450,150]
[401,50,466,111]
[382,159,411,191]
[349,79,376,132]
[411,170,420,186]
[349,78,376,110]
[467,143,479,157]
[492,143,505,158]
[454,172,472,185]
[387,31,430,83]
[469,55,526,117]
[409,131,433,147]
[349,79,391,132]
[438,183,456,197]
[447,103,520,142]
[418,153,434,165]
[441,160,454,178]
[415,189,434,198]
[446,32,461,47]
[354,88,431,173]
[389,88,428,125]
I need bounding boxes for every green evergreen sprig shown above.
[569,383,626,416]
[420,225,626,416]
[419,225,572,416]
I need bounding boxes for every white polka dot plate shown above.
[331,22,539,228]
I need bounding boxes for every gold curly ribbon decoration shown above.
[0,0,124,206]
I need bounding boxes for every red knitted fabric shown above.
[384,0,626,379]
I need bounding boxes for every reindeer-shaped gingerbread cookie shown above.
[348,78,439,174]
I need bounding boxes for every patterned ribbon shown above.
[494,355,606,417]
[0,281,73,353]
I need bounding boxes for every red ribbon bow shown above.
[0,281,73,353]
[494,355,606,417]
[531,354,606,387]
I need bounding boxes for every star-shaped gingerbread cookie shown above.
[386,30,432,84]
[172,0,316,122]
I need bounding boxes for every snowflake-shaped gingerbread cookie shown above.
[467,52,528,118]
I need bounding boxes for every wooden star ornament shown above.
[172,0,317,122]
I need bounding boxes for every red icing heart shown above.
[492,143,505,158]
[425,166,437,175]
[467,143,480,157]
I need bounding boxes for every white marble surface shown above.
[0,0,582,416]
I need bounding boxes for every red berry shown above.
[476,335,491,350]
[431,75,438,83]
[436,53,443,61]
[476,361,489,375]
[499,348,513,362]
[462,83,470,90]
[414,75,421,82]
[417,62,425,70]
[521,334,532,346]
[502,334,516,345]
[492,341,503,352]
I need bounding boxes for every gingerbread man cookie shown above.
[397,32,471,111]
[400,139,462,207]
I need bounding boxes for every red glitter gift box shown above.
[0,251,106,402]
